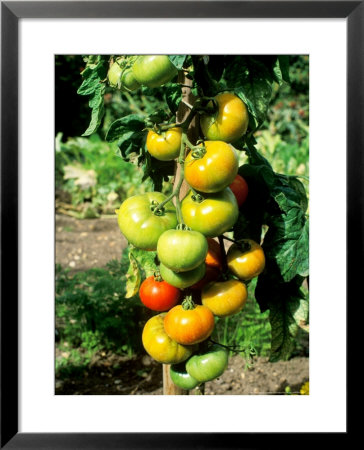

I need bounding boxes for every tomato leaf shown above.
[165,83,182,115]
[105,114,145,142]
[223,56,275,131]
[77,55,109,136]
[168,55,187,70]
[125,251,141,298]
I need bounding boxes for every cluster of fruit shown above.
[112,55,266,389]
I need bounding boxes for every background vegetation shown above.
[55,55,309,379]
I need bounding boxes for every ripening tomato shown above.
[157,228,208,272]
[132,55,178,88]
[115,192,177,251]
[186,344,229,383]
[181,188,239,238]
[170,362,200,390]
[164,301,215,345]
[139,275,181,312]
[201,279,248,317]
[142,313,195,364]
[227,239,265,281]
[229,174,249,207]
[184,141,239,193]
[146,127,182,161]
[159,262,206,289]
[200,92,249,143]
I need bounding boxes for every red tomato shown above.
[139,275,181,312]
[229,174,249,207]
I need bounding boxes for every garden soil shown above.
[55,214,309,395]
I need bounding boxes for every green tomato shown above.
[121,68,141,91]
[159,262,206,289]
[132,55,178,88]
[107,62,122,89]
[115,192,177,251]
[170,362,200,390]
[186,344,229,383]
[157,229,208,272]
[181,188,239,238]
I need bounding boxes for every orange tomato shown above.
[164,304,215,345]
[202,279,248,317]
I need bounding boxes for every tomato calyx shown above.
[176,223,191,232]
[150,200,166,216]
[153,270,163,282]
[190,147,207,160]
[181,295,196,311]
[190,192,204,203]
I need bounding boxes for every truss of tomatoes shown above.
[114,84,265,389]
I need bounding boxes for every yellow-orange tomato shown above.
[184,141,238,193]
[227,239,265,281]
[200,92,249,143]
[142,313,195,364]
[146,127,182,161]
[202,279,248,317]
[164,304,215,345]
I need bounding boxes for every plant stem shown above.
[218,235,228,274]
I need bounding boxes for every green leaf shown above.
[81,84,105,136]
[125,247,159,298]
[165,83,182,115]
[264,186,309,282]
[168,55,187,70]
[77,55,109,136]
[269,289,308,361]
[105,114,145,142]
[277,56,291,83]
[125,251,141,298]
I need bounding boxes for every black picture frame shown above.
[1,1,358,448]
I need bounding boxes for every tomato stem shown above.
[218,235,228,275]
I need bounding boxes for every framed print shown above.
[1,0,358,447]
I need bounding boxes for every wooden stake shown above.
[162,68,198,396]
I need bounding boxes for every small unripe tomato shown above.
[146,127,182,161]
[184,141,239,193]
[227,239,265,281]
[229,174,249,207]
[142,313,195,364]
[107,62,122,89]
[164,301,215,345]
[201,279,248,317]
[200,92,249,143]
[159,262,206,289]
[170,362,200,390]
[139,275,181,312]
[157,228,208,272]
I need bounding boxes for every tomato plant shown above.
[139,274,181,312]
[77,54,309,395]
